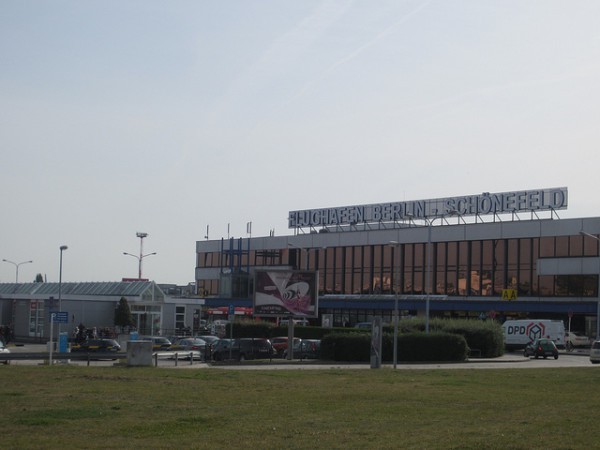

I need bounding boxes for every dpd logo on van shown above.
[526,322,546,341]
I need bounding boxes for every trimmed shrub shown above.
[321,332,468,362]
[396,332,468,362]
[320,333,371,362]
[385,318,504,358]
[228,318,503,359]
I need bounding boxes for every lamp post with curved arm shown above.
[411,210,459,334]
[2,259,33,283]
[124,232,156,280]
[123,251,157,280]
[579,231,600,340]
[58,245,68,347]
[388,241,401,369]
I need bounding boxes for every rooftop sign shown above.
[288,187,568,229]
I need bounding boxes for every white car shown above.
[590,340,600,364]
[0,341,10,365]
[565,331,590,350]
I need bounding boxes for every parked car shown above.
[523,338,559,359]
[71,339,121,353]
[0,340,10,364]
[271,337,301,357]
[196,335,219,360]
[176,338,206,350]
[282,339,321,360]
[565,331,590,350]
[172,338,206,360]
[212,338,275,361]
[211,338,235,361]
[139,336,172,351]
[196,335,219,345]
[590,340,600,364]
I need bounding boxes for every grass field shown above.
[1,365,599,449]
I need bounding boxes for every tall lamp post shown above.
[124,232,156,280]
[2,259,33,283]
[389,241,401,369]
[58,245,68,343]
[424,211,459,333]
[579,231,600,340]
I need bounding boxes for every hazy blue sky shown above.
[2,1,600,285]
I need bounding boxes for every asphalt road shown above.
[4,343,596,370]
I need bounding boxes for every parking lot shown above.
[2,341,596,370]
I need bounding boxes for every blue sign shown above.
[229,304,235,316]
[50,311,69,323]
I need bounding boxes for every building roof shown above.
[0,281,159,298]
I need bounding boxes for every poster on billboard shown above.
[254,270,318,318]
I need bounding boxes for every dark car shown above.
[196,335,220,359]
[210,339,235,361]
[524,338,559,359]
[212,338,275,361]
[71,338,121,353]
[282,339,321,360]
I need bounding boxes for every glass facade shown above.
[197,235,600,299]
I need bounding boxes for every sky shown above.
[2,1,600,285]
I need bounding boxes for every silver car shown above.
[0,340,10,365]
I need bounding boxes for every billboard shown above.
[254,270,318,318]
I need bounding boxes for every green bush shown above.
[228,320,272,338]
[396,332,468,362]
[321,332,468,362]
[320,333,371,362]
[229,318,503,359]
[384,318,504,358]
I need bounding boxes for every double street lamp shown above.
[2,259,33,283]
[423,211,459,333]
[388,241,401,369]
[124,232,156,280]
[58,245,68,345]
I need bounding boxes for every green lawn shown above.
[1,365,598,449]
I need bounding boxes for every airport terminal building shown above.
[196,187,600,336]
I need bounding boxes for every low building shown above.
[0,281,205,341]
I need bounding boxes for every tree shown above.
[34,273,44,283]
[114,297,135,330]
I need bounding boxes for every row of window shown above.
[196,235,600,298]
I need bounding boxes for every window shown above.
[175,306,185,330]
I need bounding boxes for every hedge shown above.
[321,332,469,362]
[227,317,504,359]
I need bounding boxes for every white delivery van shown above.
[502,319,565,350]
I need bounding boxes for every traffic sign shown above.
[50,311,69,323]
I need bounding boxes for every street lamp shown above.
[124,232,156,279]
[58,245,68,344]
[579,231,600,340]
[2,259,33,283]
[424,210,459,333]
[388,241,401,369]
